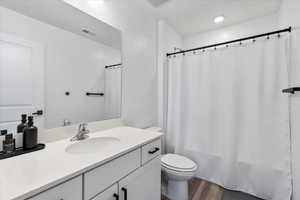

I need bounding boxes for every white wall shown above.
[157,20,183,129]
[279,1,300,199]
[0,7,121,128]
[184,13,279,49]
[63,0,158,128]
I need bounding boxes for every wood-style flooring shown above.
[162,178,262,200]
[162,178,223,200]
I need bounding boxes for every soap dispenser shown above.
[17,114,27,133]
[23,116,38,150]
[16,114,27,148]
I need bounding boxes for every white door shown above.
[119,157,161,200]
[0,33,44,135]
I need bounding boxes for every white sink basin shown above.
[66,137,120,155]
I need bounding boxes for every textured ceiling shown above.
[146,0,282,36]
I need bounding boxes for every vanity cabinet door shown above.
[91,184,118,200]
[28,176,82,200]
[118,157,161,200]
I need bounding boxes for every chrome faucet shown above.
[71,123,90,141]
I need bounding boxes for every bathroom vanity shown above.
[0,126,163,200]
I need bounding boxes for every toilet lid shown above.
[161,154,197,171]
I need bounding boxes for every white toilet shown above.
[145,127,198,200]
[161,154,198,200]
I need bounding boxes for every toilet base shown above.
[167,180,188,200]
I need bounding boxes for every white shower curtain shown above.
[167,36,292,200]
[104,66,122,119]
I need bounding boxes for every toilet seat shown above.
[161,154,197,172]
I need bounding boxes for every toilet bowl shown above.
[144,127,198,200]
[161,154,198,200]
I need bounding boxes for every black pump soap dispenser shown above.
[16,114,27,148]
[23,116,38,150]
[17,114,27,133]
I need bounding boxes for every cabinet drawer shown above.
[141,139,161,165]
[91,184,118,200]
[28,176,82,200]
[84,149,141,200]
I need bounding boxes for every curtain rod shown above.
[166,27,292,57]
[105,63,122,69]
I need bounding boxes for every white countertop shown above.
[0,126,163,200]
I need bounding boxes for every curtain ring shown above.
[183,53,185,56]
[202,49,205,52]
[278,33,281,38]
[193,51,196,55]
[226,45,229,48]
[214,47,217,50]
[267,35,270,40]
[253,39,256,43]
[239,42,242,45]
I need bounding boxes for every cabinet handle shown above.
[148,147,160,154]
[121,187,127,200]
[113,193,119,200]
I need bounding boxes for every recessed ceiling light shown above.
[214,15,225,24]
